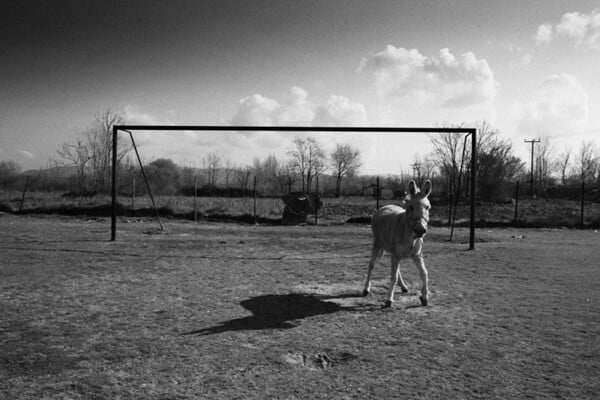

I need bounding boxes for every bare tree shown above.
[234,165,253,189]
[57,137,91,193]
[330,143,361,197]
[430,121,523,205]
[574,140,598,183]
[202,152,221,189]
[87,110,127,191]
[306,138,327,192]
[429,129,464,207]
[252,158,264,193]
[180,163,199,188]
[275,160,298,194]
[222,158,235,188]
[288,136,326,192]
[554,148,572,185]
[256,155,279,194]
[57,110,128,193]
[475,122,523,200]
[288,138,308,192]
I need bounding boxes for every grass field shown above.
[4,189,600,228]
[1,214,599,399]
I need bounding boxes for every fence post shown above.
[376,176,380,210]
[514,181,519,223]
[19,175,30,212]
[193,175,198,221]
[253,175,257,225]
[580,181,585,229]
[315,174,319,225]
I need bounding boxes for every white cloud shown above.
[117,91,368,168]
[557,11,591,41]
[227,87,369,159]
[314,95,367,125]
[230,87,317,126]
[277,86,316,125]
[231,94,282,126]
[520,52,533,65]
[535,23,553,44]
[515,73,590,136]
[358,46,497,108]
[542,9,600,49]
[18,150,35,159]
[123,105,159,125]
[229,89,309,152]
[230,87,366,127]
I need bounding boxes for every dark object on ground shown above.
[0,202,14,213]
[281,192,322,225]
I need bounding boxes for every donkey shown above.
[363,180,432,307]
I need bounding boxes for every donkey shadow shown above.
[183,292,370,336]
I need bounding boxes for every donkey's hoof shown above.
[419,296,428,307]
[362,290,370,297]
[383,300,393,308]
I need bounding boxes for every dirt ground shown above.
[1,214,598,399]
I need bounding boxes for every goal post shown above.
[111,125,477,249]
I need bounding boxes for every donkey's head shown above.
[405,180,432,238]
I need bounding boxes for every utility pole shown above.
[524,139,540,197]
[411,162,422,184]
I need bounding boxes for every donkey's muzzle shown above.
[413,224,427,238]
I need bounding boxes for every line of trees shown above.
[1,111,599,203]
[128,137,363,197]
[428,121,600,202]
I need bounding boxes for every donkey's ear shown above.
[408,180,418,196]
[422,180,432,197]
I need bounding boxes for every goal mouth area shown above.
[110,125,477,249]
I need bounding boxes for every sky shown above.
[1,0,599,174]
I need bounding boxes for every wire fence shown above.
[3,174,600,231]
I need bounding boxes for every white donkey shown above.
[363,180,432,308]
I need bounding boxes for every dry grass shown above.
[1,214,598,399]
[3,189,600,227]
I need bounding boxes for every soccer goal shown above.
[111,125,477,249]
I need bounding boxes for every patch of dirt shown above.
[281,351,358,370]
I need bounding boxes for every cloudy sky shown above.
[1,0,599,174]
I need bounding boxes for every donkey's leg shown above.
[396,265,409,293]
[363,246,382,296]
[384,255,400,307]
[411,254,429,306]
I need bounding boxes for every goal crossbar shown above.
[111,125,477,249]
